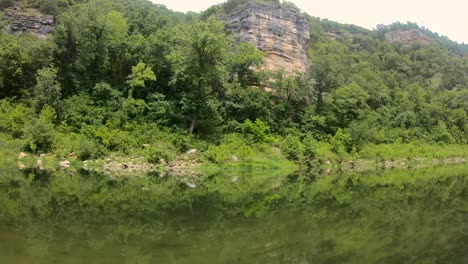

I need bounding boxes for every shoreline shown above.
[14,151,468,177]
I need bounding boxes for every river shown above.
[1,164,467,263]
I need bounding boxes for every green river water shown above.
[0,164,467,263]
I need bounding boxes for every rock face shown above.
[220,1,310,74]
[385,29,432,47]
[3,7,55,39]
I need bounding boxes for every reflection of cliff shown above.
[385,29,432,47]
[220,1,310,74]
[3,7,55,39]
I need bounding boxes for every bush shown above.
[76,135,105,160]
[0,100,32,138]
[204,133,253,164]
[280,134,303,161]
[330,128,352,154]
[40,0,58,15]
[93,124,135,153]
[145,144,175,164]
[302,133,318,160]
[23,106,57,153]
[242,118,276,143]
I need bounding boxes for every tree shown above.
[0,41,31,98]
[229,42,264,87]
[54,0,125,94]
[329,82,369,128]
[33,67,62,121]
[127,61,156,99]
[168,17,230,134]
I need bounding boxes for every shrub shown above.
[242,118,276,143]
[204,133,253,164]
[76,135,105,160]
[280,134,303,161]
[0,100,32,138]
[40,0,58,15]
[330,128,352,154]
[145,144,175,164]
[23,106,57,153]
[302,133,318,160]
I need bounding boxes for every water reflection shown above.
[0,164,467,263]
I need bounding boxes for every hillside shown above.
[0,0,467,168]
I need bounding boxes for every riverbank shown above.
[2,131,467,176]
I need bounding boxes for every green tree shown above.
[54,0,125,94]
[329,82,370,128]
[0,41,31,98]
[168,17,230,134]
[229,42,264,87]
[33,67,62,121]
[127,61,156,99]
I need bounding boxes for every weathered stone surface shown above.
[186,149,197,155]
[3,7,55,39]
[385,29,432,47]
[59,160,71,168]
[220,1,310,74]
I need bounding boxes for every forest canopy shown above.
[0,0,467,165]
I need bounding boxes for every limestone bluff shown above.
[219,0,310,74]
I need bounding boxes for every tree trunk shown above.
[189,116,197,134]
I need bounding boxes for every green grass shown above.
[358,143,468,161]
[0,133,24,168]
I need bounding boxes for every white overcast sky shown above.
[150,0,468,44]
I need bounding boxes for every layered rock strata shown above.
[385,29,432,47]
[220,1,310,74]
[3,7,54,39]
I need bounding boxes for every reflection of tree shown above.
[0,164,467,262]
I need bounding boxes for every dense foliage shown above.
[0,0,467,165]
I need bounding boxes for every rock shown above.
[59,160,71,168]
[3,7,55,39]
[231,155,239,162]
[37,159,44,170]
[186,149,197,155]
[18,162,26,170]
[18,152,27,159]
[185,182,196,188]
[385,29,432,47]
[220,1,310,74]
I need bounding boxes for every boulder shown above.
[59,160,71,168]
[186,149,197,155]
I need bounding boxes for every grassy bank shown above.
[1,131,467,176]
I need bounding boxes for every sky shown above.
[150,0,468,44]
